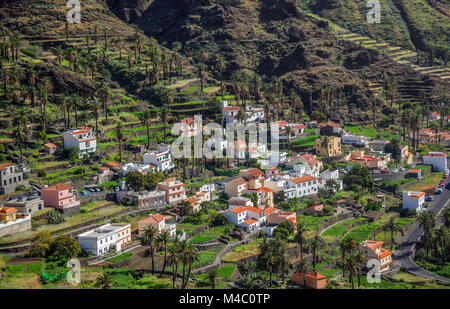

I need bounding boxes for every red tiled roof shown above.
[424,152,446,157]
[139,213,165,224]
[0,207,17,215]
[290,176,316,184]
[229,177,247,186]
[244,219,258,225]
[245,206,265,214]
[229,207,246,214]
[379,248,392,259]
[264,206,278,216]
[223,106,240,111]
[0,163,14,171]
[44,183,73,191]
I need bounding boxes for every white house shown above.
[321,169,343,191]
[143,144,175,172]
[121,163,153,176]
[285,176,319,199]
[63,128,96,158]
[422,152,447,172]
[222,106,240,124]
[137,213,176,237]
[402,191,425,213]
[341,134,370,147]
[223,206,265,232]
[77,223,131,256]
[246,107,265,123]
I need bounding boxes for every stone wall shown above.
[0,218,31,237]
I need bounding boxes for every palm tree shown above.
[91,99,102,137]
[383,217,403,250]
[320,136,330,162]
[167,244,180,289]
[115,121,124,163]
[158,231,171,277]
[433,226,447,260]
[182,242,199,289]
[140,108,153,148]
[12,123,27,161]
[294,221,309,260]
[354,251,365,288]
[94,271,112,289]
[416,211,436,259]
[443,208,450,228]
[197,63,205,92]
[344,255,358,289]
[208,269,218,289]
[295,258,309,287]
[264,250,276,287]
[141,225,157,275]
[158,105,170,143]
[308,236,322,272]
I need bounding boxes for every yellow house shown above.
[315,136,342,157]
[0,207,17,222]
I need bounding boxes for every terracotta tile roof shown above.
[104,161,121,167]
[409,169,419,173]
[229,207,246,214]
[44,143,57,148]
[223,106,240,111]
[424,152,446,157]
[289,175,316,184]
[44,183,73,191]
[72,129,91,135]
[229,177,247,186]
[187,196,199,205]
[265,168,278,171]
[0,207,17,215]
[244,219,258,225]
[407,192,425,199]
[242,168,264,177]
[379,248,392,259]
[245,206,265,214]
[304,272,326,279]
[139,213,165,224]
[0,163,15,171]
[361,240,384,250]
[319,121,340,128]
[264,206,278,216]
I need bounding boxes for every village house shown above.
[63,127,96,158]
[246,106,265,123]
[418,128,437,143]
[44,142,59,155]
[422,152,447,172]
[77,223,131,256]
[0,206,31,237]
[0,163,26,194]
[186,196,202,214]
[359,240,392,272]
[407,169,422,179]
[319,121,342,136]
[223,206,266,232]
[429,112,441,120]
[321,169,343,191]
[103,161,122,172]
[116,190,166,208]
[369,140,390,152]
[306,120,319,129]
[41,183,80,216]
[267,211,297,226]
[239,168,264,188]
[178,117,201,137]
[143,144,175,172]
[137,213,176,237]
[157,178,186,204]
[306,204,324,214]
[291,271,327,289]
[225,177,249,197]
[402,191,425,213]
[272,121,306,141]
[228,196,253,209]
[345,151,390,170]
[315,136,342,158]
[264,167,280,178]
[299,153,323,178]
[130,144,146,154]
[242,186,274,208]
[285,176,319,199]
[121,163,154,176]
[341,134,370,147]
[4,196,44,215]
[222,105,240,124]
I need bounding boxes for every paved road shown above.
[394,159,450,283]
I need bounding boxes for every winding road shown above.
[394,158,450,283]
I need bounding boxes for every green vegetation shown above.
[106,252,134,263]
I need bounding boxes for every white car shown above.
[392,169,399,173]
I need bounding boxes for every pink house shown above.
[41,183,80,216]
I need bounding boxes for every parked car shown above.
[400,167,406,171]
[392,169,399,173]
[426,196,434,202]
[114,186,120,192]
[437,188,443,194]
[444,174,448,179]
[381,169,389,174]
[80,190,91,196]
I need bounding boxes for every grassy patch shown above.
[106,252,134,263]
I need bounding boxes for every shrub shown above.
[46,210,65,225]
